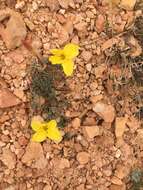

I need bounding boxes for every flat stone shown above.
[0,8,27,49]
[111,176,123,185]
[22,142,47,169]
[0,88,21,108]
[84,126,100,139]
[93,102,115,123]
[14,89,25,101]
[1,148,16,169]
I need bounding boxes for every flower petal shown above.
[62,59,74,76]
[46,121,62,142]
[49,55,63,64]
[31,120,44,132]
[32,130,47,142]
[50,49,63,55]
[47,120,57,128]
[64,43,79,59]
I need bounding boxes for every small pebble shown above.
[76,151,90,165]
[86,63,92,72]
[72,118,81,129]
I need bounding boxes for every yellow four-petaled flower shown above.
[31,119,62,143]
[49,43,79,76]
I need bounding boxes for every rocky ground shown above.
[0,0,143,190]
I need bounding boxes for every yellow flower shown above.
[49,43,79,76]
[31,118,62,143]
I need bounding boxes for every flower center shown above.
[42,124,48,131]
[60,54,66,60]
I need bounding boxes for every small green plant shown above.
[134,15,143,50]
[25,43,80,143]
[130,169,143,190]
[29,62,70,121]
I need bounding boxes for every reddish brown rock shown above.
[76,152,90,165]
[0,8,27,49]
[93,102,115,122]
[84,126,100,139]
[22,142,47,169]
[14,89,25,101]
[111,176,123,185]
[96,14,105,33]
[18,136,28,146]
[115,117,127,139]
[72,118,81,129]
[0,148,16,169]
[0,89,21,108]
